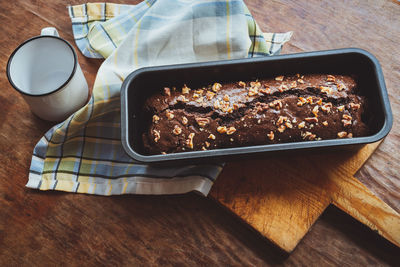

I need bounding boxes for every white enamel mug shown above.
[6,27,88,121]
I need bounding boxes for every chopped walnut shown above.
[206,91,215,100]
[212,82,222,92]
[208,134,216,140]
[269,100,283,110]
[347,133,353,138]
[275,75,284,81]
[182,116,188,125]
[290,81,297,88]
[327,75,336,82]
[195,97,204,103]
[267,131,274,141]
[213,100,220,109]
[177,95,189,102]
[195,89,204,95]
[250,81,261,88]
[297,78,305,84]
[278,84,288,92]
[182,84,191,94]
[337,131,348,138]
[305,117,318,123]
[217,126,227,134]
[297,97,307,106]
[277,125,286,133]
[298,121,306,129]
[320,86,332,94]
[336,82,346,91]
[161,152,167,155]
[166,110,174,120]
[302,131,316,140]
[312,105,319,117]
[233,103,240,110]
[193,93,200,99]
[153,129,161,142]
[285,121,293,129]
[152,115,160,123]
[186,133,195,149]
[337,105,345,112]
[226,126,236,135]
[205,141,210,148]
[195,117,210,127]
[164,87,171,96]
[342,114,352,121]
[342,120,352,127]
[248,87,258,96]
[321,103,333,113]
[316,98,323,105]
[201,146,207,151]
[223,94,230,102]
[260,87,271,95]
[350,103,360,110]
[277,116,288,125]
[238,81,246,87]
[172,125,182,135]
[306,96,313,104]
[322,121,329,126]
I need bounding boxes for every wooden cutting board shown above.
[209,141,400,253]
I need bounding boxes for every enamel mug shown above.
[6,27,88,121]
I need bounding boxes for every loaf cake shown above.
[142,74,369,155]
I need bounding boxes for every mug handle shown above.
[41,27,60,37]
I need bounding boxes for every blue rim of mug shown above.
[6,35,78,97]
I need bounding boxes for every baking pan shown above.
[121,48,392,163]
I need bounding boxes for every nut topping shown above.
[336,82,346,91]
[205,141,210,148]
[217,126,227,134]
[166,110,174,120]
[208,134,216,140]
[320,86,332,94]
[277,125,286,133]
[193,93,200,99]
[267,131,274,141]
[238,81,246,87]
[195,89,204,95]
[277,116,288,125]
[182,116,188,125]
[306,96,313,104]
[182,84,191,94]
[321,103,333,113]
[250,81,261,88]
[212,82,222,92]
[186,133,195,149]
[195,97,204,103]
[152,115,160,123]
[223,94,230,102]
[248,86,259,96]
[297,78,305,84]
[312,105,319,117]
[322,121,329,126]
[269,100,283,110]
[195,117,210,127]
[347,133,353,138]
[326,75,336,82]
[316,98,323,105]
[290,81,297,88]
[260,87,271,95]
[350,102,361,110]
[302,131,316,140]
[275,75,284,81]
[206,91,215,100]
[285,121,293,129]
[337,131,348,138]
[213,100,220,109]
[298,121,306,129]
[226,127,237,135]
[297,97,307,106]
[342,114,352,120]
[305,117,318,123]
[164,87,171,96]
[337,105,345,112]
[153,130,161,142]
[177,95,189,102]
[278,84,288,92]
[172,125,182,135]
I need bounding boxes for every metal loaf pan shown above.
[121,48,393,164]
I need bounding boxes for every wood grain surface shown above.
[0,0,399,266]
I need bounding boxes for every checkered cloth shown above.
[27,0,292,196]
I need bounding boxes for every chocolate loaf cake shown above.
[142,74,369,155]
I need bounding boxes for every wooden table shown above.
[0,0,399,265]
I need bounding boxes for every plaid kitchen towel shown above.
[27,0,292,196]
